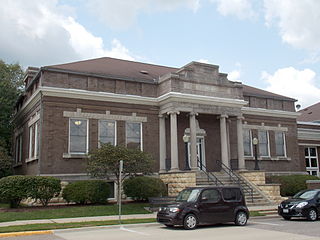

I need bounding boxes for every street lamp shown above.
[183,134,190,170]
[252,137,260,170]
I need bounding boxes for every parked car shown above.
[278,189,320,221]
[157,186,249,230]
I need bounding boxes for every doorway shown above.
[188,137,206,170]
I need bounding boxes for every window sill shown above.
[63,153,88,159]
[26,157,38,163]
[13,162,22,167]
[245,157,291,161]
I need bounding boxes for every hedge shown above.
[0,175,61,208]
[123,176,167,201]
[62,180,110,204]
[266,174,320,196]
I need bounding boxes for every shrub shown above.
[62,180,110,204]
[123,176,167,201]
[29,176,61,206]
[266,175,320,196]
[0,176,31,208]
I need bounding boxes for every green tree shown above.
[87,144,154,201]
[0,143,13,178]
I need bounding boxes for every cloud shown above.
[228,62,242,81]
[264,0,320,51]
[262,67,320,108]
[86,0,201,29]
[211,0,257,20]
[0,0,134,67]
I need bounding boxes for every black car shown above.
[278,189,320,221]
[157,186,249,230]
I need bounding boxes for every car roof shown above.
[184,186,241,190]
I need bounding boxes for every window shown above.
[243,129,252,156]
[126,122,142,150]
[99,120,116,146]
[222,188,242,201]
[28,125,33,159]
[34,122,39,157]
[258,130,269,157]
[69,119,88,154]
[305,147,319,176]
[201,189,220,202]
[275,132,286,157]
[15,134,23,163]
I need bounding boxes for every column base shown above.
[190,167,199,172]
[159,169,167,174]
[168,168,181,173]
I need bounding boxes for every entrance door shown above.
[188,137,206,170]
[305,147,319,176]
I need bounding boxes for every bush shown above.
[0,176,31,208]
[266,175,320,196]
[62,180,110,204]
[29,176,61,206]
[123,176,167,201]
[0,175,61,207]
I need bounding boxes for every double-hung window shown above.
[243,129,252,156]
[258,130,269,157]
[99,120,116,146]
[126,122,142,150]
[275,132,286,157]
[15,134,23,163]
[69,119,88,154]
[28,125,34,159]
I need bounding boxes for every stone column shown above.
[169,111,179,172]
[189,112,198,170]
[159,114,166,173]
[237,116,246,170]
[220,114,229,168]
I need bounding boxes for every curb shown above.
[0,230,53,238]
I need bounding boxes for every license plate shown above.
[283,209,289,213]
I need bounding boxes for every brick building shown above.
[12,57,317,199]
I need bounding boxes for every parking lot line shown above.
[250,221,282,226]
[120,225,150,236]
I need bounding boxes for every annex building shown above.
[12,57,320,202]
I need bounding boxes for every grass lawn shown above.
[0,203,150,223]
[0,218,156,233]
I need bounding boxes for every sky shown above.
[1,0,320,109]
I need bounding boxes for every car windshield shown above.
[292,190,318,200]
[176,189,201,202]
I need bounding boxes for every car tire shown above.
[165,224,174,228]
[235,211,248,226]
[183,213,198,230]
[282,216,291,220]
[307,208,318,221]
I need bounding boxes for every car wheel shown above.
[307,208,318,221]
[183,213,197,230]
[282,216,291,220]
[235,211,248,226]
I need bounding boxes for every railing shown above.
[217,160,254,202]
[197,158,224,186]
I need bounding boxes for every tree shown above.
[0,143,12,178]
[87,144,154,201]
[0,60,24,151]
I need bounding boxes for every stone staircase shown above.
[196,171,272,206]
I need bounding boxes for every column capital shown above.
[167,111,180,115]
[237,115,245,121]
[158,114,166,118]
[218,114,228,120]
[189,111,198,117]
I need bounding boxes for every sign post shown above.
[118,160,123,225]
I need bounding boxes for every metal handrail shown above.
[217,160,254,202]
[197,158,224,186]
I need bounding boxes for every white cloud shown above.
[0,0,134,67]
[211,0,257,19]
[264,0,320,51]
[86,0,200,29]
[228,62,242,81]
[197,59,210,64]
[263,67,320,108]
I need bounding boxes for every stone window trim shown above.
[28,112,40,127]
[126,122,143,151]
[275,131,287,158]
[98,120,117,147]
[68,118,89,155]
[258,130,270,157]
[26,156,39,163]
[63,108,147,122]
[244,156,291,161]
[243,122,288,132]
[62,153,88,159]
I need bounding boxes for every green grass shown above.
[250,211,266,217]
[0,203,150,223]
[0,218,156,233]
[0,203,9,209]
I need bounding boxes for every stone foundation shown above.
[160,172,196,196]
[306,180,320,189]
[257,184,286,203]
[239,171,266,185]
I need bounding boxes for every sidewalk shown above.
[0,205,278,228]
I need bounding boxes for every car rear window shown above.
[222,188,242,201]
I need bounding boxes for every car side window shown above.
[201,189,221,202]
[222,188,241,201]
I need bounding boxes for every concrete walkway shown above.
[0,205,278,228]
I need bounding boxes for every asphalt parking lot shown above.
[3,217,320,240]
